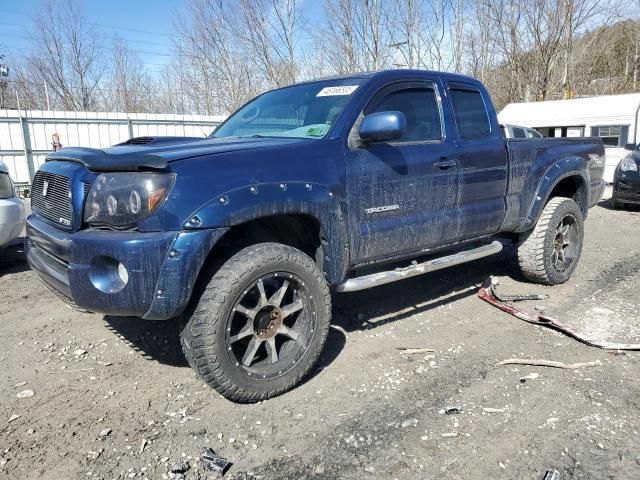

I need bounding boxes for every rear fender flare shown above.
[518,157,589,233]
[185,182,349,284]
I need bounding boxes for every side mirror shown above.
[359,111,406,143]
[624,143,637,151]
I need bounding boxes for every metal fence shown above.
[0,109,225,190]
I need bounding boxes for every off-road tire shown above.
[517,197,584,285]
[180,242,331,402]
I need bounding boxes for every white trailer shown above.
[499,93,640,183]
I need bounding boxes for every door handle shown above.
[434,158,457,169]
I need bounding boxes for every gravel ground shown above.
[1,190,639,480]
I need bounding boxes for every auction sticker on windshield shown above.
[316,85,359,97]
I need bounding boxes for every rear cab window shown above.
[448,84,491,141]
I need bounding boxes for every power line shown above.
[0,8,172,37]
[0,21,172,47]
[0,36,172,58]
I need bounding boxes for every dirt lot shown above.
[1,190,640,480]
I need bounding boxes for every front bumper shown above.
[589,179,607,208]
[26,215,227,319]
[0,197,26,248]
[613,172,640,205]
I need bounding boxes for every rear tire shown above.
[180,242,331,402]
[517,197,584,285]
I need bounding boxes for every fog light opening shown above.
[89,256,129,294]
[117,262,129,285]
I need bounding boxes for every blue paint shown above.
[27,70,607,320]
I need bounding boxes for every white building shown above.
[498,93,640,183]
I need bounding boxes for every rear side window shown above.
[449,88,491,140]
[367,87,442,142]
[512,127,526,138]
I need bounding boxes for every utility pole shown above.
[44,80,51,110]
[389,41,409,68]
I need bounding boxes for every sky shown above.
[0,0,326,78]
[0,0,185,76]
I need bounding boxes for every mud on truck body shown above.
[26,70,606,402]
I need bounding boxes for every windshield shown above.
[212,79,364,140]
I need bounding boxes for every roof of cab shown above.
[288,69,482,88]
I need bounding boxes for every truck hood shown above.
[45,136,310,172]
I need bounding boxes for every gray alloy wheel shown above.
[517,197,584,285]
[180,242,331,402]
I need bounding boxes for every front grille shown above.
[31,172,73,230]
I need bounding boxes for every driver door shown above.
[344,79,461,264]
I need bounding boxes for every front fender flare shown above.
[184,182,349,284]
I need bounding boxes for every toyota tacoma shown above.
[26,70,606,402]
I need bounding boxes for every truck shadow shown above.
[597,198,640,212]
[331,248,521,333]
[103,249,521,376]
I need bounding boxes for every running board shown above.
[335,241,503,292]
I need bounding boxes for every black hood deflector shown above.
[46,147,168,172]
[45,136,310,172]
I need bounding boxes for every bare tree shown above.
[104,35,155,113]
[25,0,102,110]
[321,0,391,72]
[218,0,304,87]
[175,0,258,114]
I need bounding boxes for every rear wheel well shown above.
[548,176,587,216]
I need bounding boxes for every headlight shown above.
[0,173,14,199]
[84,173,175,228]
[619,155,638,173]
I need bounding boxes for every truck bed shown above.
[502,137,606,232]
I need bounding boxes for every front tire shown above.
[180,243,331,402]
[517,197,584,285]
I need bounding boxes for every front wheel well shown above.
[203,214,325,274]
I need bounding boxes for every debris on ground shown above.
[170,461,190,474]
[478,277,640,350]
[498,358,602,369]
[87,450,101,460]
[99,428,112,437]
[7,414,20,423]
[445,406,461,415]
[396,347,435,354]
[201,447,233,475]
[15,389,34,398]
[482,407,504,413]
[520,373,539,382]
[543,469,561,480]
[489,278,546,302]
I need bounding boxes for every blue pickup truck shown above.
[26,70,606,401]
